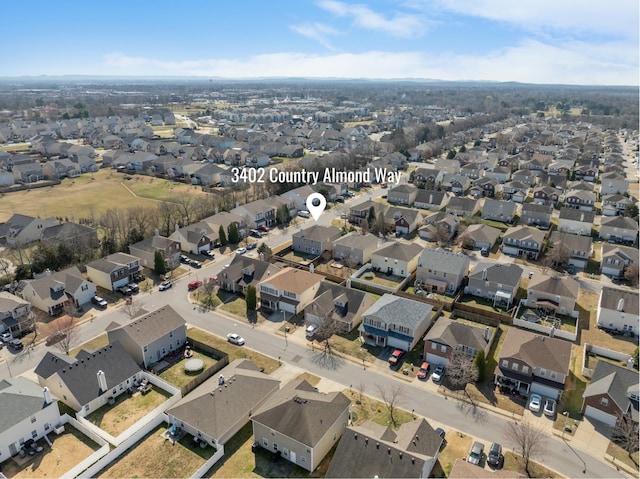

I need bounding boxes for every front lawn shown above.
[432,431,472,477]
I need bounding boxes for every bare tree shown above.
[377,383,406,427]
[612,411,639,464]
[46,315,80,355]
[356,381,367,405]
[624,263,639,287]
[546,242,571,267]
[504,418,548,478]
[447,350,479,401]
[123,298,146,319]
[434,224,453,247]
[200,278,217,311]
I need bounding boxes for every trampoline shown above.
[184,358,204,372]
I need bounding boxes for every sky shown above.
[1,0,638,85]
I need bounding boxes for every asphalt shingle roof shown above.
[363,293,433,330]
[0,378,59,433]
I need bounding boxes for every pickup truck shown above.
[388,349,405,366]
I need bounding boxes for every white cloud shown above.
[102,36,638,86]
[317,0,426,37]
[289,22,341,50]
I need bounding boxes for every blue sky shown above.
[2,0,637,85]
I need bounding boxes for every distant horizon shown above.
[2,1,637,86]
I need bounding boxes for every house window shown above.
[31,430,37,439]
[511,363,519,372]
[539,369,546,377]
[273,443,278,452]
[301,457,306,463]
[550,372,557,380]
[306,447,311,453]
[283,448,289,458]
[144,346,148,352]
[501,360,509,368]
[30,415,36,423]
[522,366,529,374]
[84,405,90,412]
[440,345,447,353]
[431,342,437,350]
[600,398,609,407]
[270,429,276,437]
[262,438,269,447]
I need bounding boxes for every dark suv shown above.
[487,442,504,469]
[9,338,24,351]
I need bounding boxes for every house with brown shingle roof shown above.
[524,273,579,316]
[371,241,423,278]
[258,268,324,313]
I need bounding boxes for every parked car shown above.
[487,442,504,469]
[236,247,247,254]
[8,338,23,351]
[246,242,257,250]
[417,361,430,379]
[1,331,12,343]
[159,281,173,291]
[528,393,542,413]
[180,254,190,264]
[190,260,202,268]
[188,280,203,291]
[227,333,245,346]
[203,250,215,258]
[258,225,270,233]
[305,324,318,340]
[467,441,484,466]
[435,427,445,440]
[543,398,556,417]
[344,191,354,198]
[92,295,108,308]
[388,349,405,366]
[117,285,132,295]
[46,332,67,346]
[432,365,445,382]
[250,229,263,238]
[481,247,490,257]
[128,282,140,293]
[335,196,345,203]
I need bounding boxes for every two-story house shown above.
[413,190,451,210]
[445,197,480,217]
[169,221,216,254]
[419,212,459,242]
[557,208,595,237]
[520,203,553,229]
[0,214,59,247]
[0,291,32,337]
[219,256,281,296]
[501,226,547,260]
[424,317,493,367]
[359,294,434,350]
[258,268,324,314]
[564,189,596,211]
[370,241,423,278]
[231,199,276,229]
[582,361,639,427]
[495,328,572,400]
[600,171,630,196]
[86,252,141,291]
[472,176,498,197]
[460,224,501,251]
[601,194,634,216]
[292,225,342,256]
[597,287,639,336]
[332,232,380,265]
[549,232,593,270]
[482,199,516,224]
[416,248,470,294]
[304,282,375,334]
[600,244,637,278]
[532,186,560,207]
[599,216,639,244]
[525,273,580,316]
[129,233,181,271]
[466,263,523,308]
[348,200,386,226]
[387,184,418,205]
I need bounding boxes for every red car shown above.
[388,349,405,366]
[417,361,430,379]
[188,280,203,291]
[258,225,270,232]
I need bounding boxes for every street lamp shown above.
[562,411,569,438]
[283,310,288,350]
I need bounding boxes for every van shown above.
[298,210,310,218]
[305,324,318,340]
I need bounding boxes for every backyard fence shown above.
[453,303,513,325]
[581,343,633,378]
[58,414,110,479]
[512,318,577,341]
[190,445,226,478]
[180,337,230,396]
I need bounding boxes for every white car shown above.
[432,365,445,382]
[543,399,556,417]
[528,394,542,413]
[236,247,247,255]
[159,281,173,291]
[227,333,245,346]
[0,331,12,343]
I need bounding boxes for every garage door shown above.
[584,405,617,427]
[530,382,560,400]
[280,302,297,314]
[426,353,448,367]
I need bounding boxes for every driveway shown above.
[572,417,613,458]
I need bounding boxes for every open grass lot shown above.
[86,388,172,436]
[458,294,507,313]
[0,168,208,222]
[326,329,381,366]
[187,327,280,374]
[98,424,214,478]
[159,350,218,388]
[1,426,101,479]
[220,296,248,317]
[346,389,415,428]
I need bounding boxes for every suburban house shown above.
[472,176,498,197]
[106,305,187,368]
[533,186,560,207]
[252,379,350,472]
[129,234,181,271]
[219,256,281,296]
[383,206,424,235]
[501,225,546,260]
[332,232,380,265]
[601,194,634,216]
[304,282,375,333]
[416,248,470,294]
[387,184,418,205]
[0,291,32,336]
[564,189,596,211]
[231,199,276,229]
[549,232,593,269]
[520,203,553,229]
[348,200,386,226]
[600,171,630,196]
[40,222,100,250]
[413,167,443,187]
[557,208,595,236]
[424,316,493,367]
[258,268,324,314]
[169,221,216,254]
[86,252,141,291]
[445,197,480,217]
[34,342,142,413]
[600,244,637,277]
[370,241,423,278]
[166,359,280,451]
[525,273,580,316]
[0,378,62,464]
[292,225,342,256]
[419,212,459,242]
[359,294,433,350]
[581,361,639,427]
[326,419,443,479]
[459,224,501,251]
[494,328,572,400]
[482,199,516,224]
[597,287,639,335]
[0,214,59,247]
[599,216,639,244]
[281,185,318,212]
[17,266,96,315]
[501,181,530,202]
[413,189,451,210]
[441,174,470,196]
[466,263,523,308]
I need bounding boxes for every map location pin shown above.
[306,193,327,221]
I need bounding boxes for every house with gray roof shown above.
[564,189,596,211]
[387,184,418,205]
[86,252,140,292]
[459,224,501,251]
[371,241,423,278]
[169,221,216,254]
[413,189,451,210]
[599,216,639,244]
[445,196,480,217]
[326,418,443,479]
[502,225,547,260]
[305,282,375,333]
[600,171,630,196]
[416,248,470,294]
[525,273,580,316]
[597,287,639,335]
[17,266,96,315]
[252,379,350,472]
[601,244,637,277]
[424,316,493,367]
[557,208,595,236]
[520,203,553,229]
[466,262,523,308]
[419,212,459,242]
[482,199,516,224]
[359,294,433,350]
[0,378,62,464]
[332,232,380,265]
[549,232,593,269]
[0,291,32,337]
[601,194,634,216]
[0,213,59,247]
[106,305,187,368]
[129,233,181,271]
[218,255,281,296]
[582,361,639,427]
[495,328,572,400]
[166,359,280,450]
[34,342,142,413]
[292,225,342,256]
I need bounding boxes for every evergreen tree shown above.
[246,285,257,312]
[228,223,240,244]
[474,350,486,382]
[154,250,167,275]
[218,225,228,246]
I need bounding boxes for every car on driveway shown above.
[246,242,257,250]
[543,398,556,417]
[128,282,139,293]
[8,338,23,351]
[236,247,247,255]
[467,441,484,466]
[258,225,270,233]
[1,331,12,343]
[227,333,245,346]
[92,295,108,308]
[487,442,504,469]
[417,361,430,379]
[387,349,405,367]
[432,365,445,382]
[117,285,132,296]
[528,393,542,413]
[159,281,173,291]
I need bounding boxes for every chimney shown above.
[97,370,108,392]
[43,387,53,405]
[154,228,159,236]
[175,223,179,232]
[214,207,219,215]
[549,326,555,338]
[429,193,433,204]
[482,269,487,281]
[484,327,490,342]
[580,213,584,222]
[617,298,625,312]
[627,358,635,370]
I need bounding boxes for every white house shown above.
[597,287,639,335]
